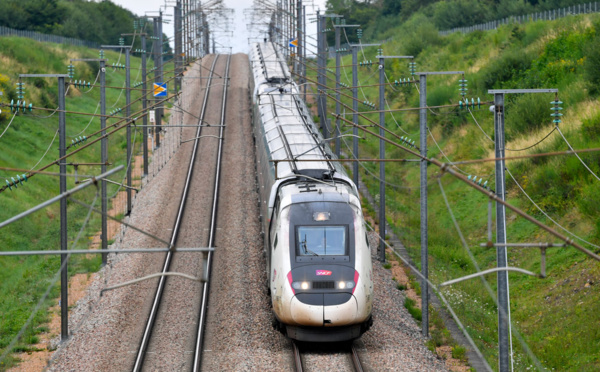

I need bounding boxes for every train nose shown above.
[290,294,358,326]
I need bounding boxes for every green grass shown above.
[0,36,167,367]
[311,10,600,372]
[404,297,422,322]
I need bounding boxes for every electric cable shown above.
[506,167,600,249]
[556,125,600,182]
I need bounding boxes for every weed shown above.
[452,344,468,361]
[404,297,422,322]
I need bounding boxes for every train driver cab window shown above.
[297,226,347,256]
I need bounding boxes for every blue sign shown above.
[153,83,167,97]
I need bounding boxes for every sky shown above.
[109,0,328,55]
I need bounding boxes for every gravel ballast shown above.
[46,53,448,372]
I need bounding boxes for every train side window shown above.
[274,234,278,250]
[365,232,369,247]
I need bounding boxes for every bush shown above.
[505,93,552,138]
[477,49,533,91]
[432,0,493,30]
[584,26,600,95]
[581,112,600,138]
[578,183,600,218]
[401,14,442,57]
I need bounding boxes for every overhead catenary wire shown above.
[29,128,60,172]
[0,91,180,193]
[331,109,600,262]
[0,191,100,366]
[437,177,545,371]
[556,125,600,182]
[0,111,18,140]
[362,221,494,372]
[506,167,600,250]
[339,135,417,190]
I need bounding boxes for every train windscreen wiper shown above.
[301,235,319,256]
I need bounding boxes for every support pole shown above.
[419,73,429,337]
[175,2,182,93]
[141,34,148,176]
[352,46,359,189]
[58,76,68,341]
[297,0,302,96]
[335,23,341,152]
[378,56,386,262]
[316,12,328,138]
[158,12,164,147]
[494,92,510,372]
[100,59,107,265]
[302,4,306,101]
[153,16,161,148]
[488,87,559,370]
[125,48,132,215]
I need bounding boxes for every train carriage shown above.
[249,41,373,342]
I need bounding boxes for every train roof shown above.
[251,42,289,85]
[250,41,348,183]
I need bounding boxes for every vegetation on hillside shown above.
[319,4,600,371]
[0,37,153,369]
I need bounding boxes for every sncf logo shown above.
[316,270,332,276]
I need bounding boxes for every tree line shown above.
[0,0,150,47]
[325,0,596,42]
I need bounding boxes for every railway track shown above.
[131,53,231,371]
[292,341,365,372]
[192,53,231,371]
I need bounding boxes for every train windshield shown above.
[297,226,347,256]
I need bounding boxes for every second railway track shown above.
[132,53,231,371]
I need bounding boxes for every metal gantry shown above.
[488,88,558,372]
[334,23,359,157]
[101,45,133,215]
[416,70,464,338]
[18,74,69,341]
[376,56,413,266]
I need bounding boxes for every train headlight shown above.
[338,281,355,289]
[313,212,330,221]
[292,281,310,290]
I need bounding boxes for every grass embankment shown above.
[0,36,156,369]
[319,13,600,372]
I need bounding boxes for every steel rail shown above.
[192,53,231,372]
[350,343,364,372]
[292,341,303,372]
[131,54,221,372]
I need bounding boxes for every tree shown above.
[24,0,64,34]
[382,0,402,16]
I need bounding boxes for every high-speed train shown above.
[249,41,373,342]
